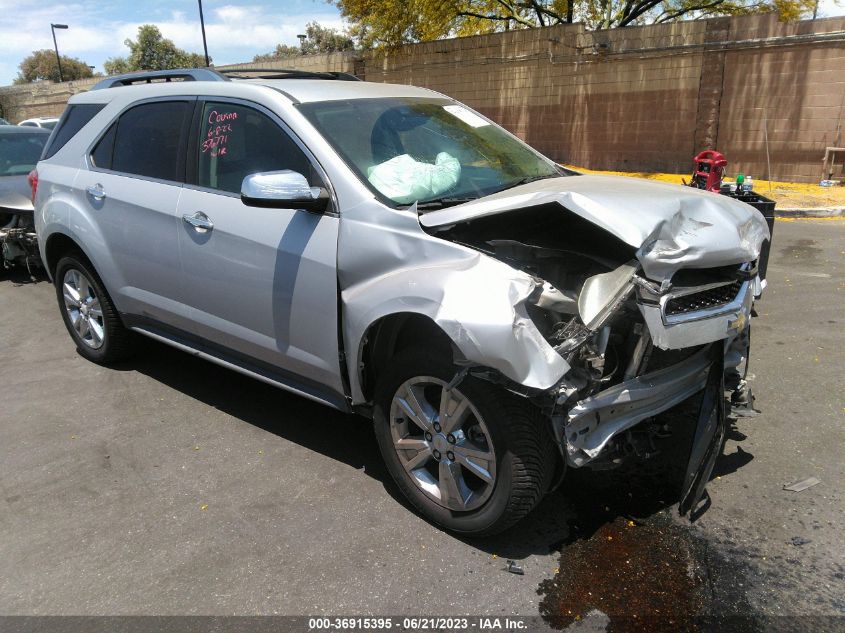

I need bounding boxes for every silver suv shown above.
[34,68,769,535]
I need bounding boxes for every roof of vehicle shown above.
[0,125,51,136]
[73,68,443,106]
[19,117,59,122]
[242,78,442,103]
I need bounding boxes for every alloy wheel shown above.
[62,268,106,350]
[389,376,497,512]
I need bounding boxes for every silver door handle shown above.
[182,212,214,233]
[86,184,105,201]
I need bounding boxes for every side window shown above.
[110,101,191,182]
[196,102,319,194]
[90,122,116,169]
[43,103,105,160]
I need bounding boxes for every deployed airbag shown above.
[367,152,460,204]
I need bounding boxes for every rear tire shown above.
[374,346,556,536]
[54,253,133,363]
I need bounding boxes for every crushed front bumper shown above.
[556,344,713,468]
[553,336,729,517]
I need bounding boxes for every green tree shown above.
[104,25,208,74]
[253,21,356,61]
[14,49,94,84]
[334,0,818,46]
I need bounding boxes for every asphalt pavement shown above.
[0,218,843,629]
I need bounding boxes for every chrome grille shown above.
[664,280,743,316]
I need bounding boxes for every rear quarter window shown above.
[42,104,105,160]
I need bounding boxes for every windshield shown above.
[298,97,562,207]
[0,132,48,176]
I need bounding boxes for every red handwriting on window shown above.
[208,110,238,124]
[201,110,239,156]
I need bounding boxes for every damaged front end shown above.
[1,189,41,276]
[549,259,756,471]
[421,183,768,515]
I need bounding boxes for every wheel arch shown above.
[358,312,458,405]
[42,228,123,314]
[44,232,90,279]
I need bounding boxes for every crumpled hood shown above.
[419,175,771,281]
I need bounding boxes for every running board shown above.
[130,326,350,412]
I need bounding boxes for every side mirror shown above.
[240,170,329,213]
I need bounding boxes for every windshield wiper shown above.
[491,173,559,196]
[415,197,478,211]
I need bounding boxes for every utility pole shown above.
[51,23,68,82]
[197,0,210,66]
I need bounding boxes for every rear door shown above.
[76,98,194,330]
[175,98,344,403]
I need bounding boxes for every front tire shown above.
[374,347,556,536]
[54,254,133,363]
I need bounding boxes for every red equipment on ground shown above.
[690,150,727,192]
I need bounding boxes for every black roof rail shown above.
[218,68,361,81]
[90,68,229,90]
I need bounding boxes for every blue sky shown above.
[0,0,344,85]
[2,0,843,86]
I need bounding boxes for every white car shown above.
[18,117,60,130]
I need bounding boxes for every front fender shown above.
[342,247,569,404]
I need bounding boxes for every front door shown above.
[176,99,344,402]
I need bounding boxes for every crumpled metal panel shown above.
[339,201,570,404]
[562,345,713,466]
[419,175,769,282]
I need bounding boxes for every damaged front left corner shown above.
[339,208,572,404]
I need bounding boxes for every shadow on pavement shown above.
[94,327,762,630]
[107,331,760,632]
[0,267,48,285]
[110,336,406,504]
[114,335,756,556]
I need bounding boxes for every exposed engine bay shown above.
[423,200,765,514]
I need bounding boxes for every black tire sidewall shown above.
[54,255,115,363]
[374,348,528,535]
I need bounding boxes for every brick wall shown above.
[360,13,845,181]
[220,51,358,74]
[2,15,844,182]
[0,77,98,123]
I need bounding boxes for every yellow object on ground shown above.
[565,166,845,210]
